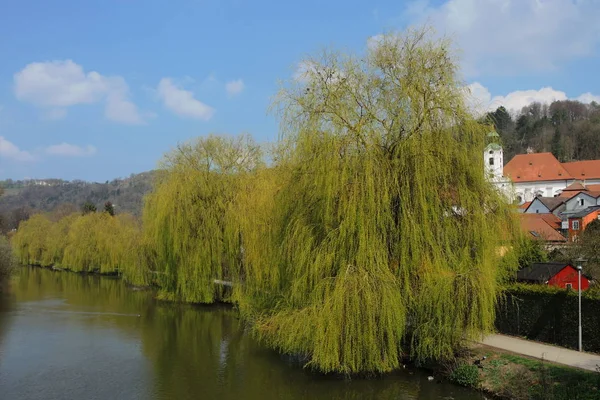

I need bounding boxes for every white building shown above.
[486,139,600,204]
[484,132,512,195]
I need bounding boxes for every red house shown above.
[567,206,600,242]
[517,262,591,291]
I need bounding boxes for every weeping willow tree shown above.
[60,212,141,273]
[143,134,263,303]
[12,210,143,276]
[41,213,78,267]
[233,28,520,374]
[12,214,53,265]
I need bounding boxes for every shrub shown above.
[450,363,480,388]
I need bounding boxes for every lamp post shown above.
[575,257,587,352]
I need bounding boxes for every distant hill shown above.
[0,171,155,227]
[485,100,600,163]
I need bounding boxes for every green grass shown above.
[463,347,600,400]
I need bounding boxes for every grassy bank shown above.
[447,345,600,400]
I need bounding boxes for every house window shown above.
[489,150,493,155]
[489,157,494,166]
[566,283,573,290]
[580,198,585,206]
[572,220,580,230]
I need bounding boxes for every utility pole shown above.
[578,264,582,352]
[576,257,586,352]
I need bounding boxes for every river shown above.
[0,267,483,400]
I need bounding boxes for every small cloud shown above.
[225,79,245,96]
[157,78,215,120]
[105,92,145,125]
[45,143,97,157]
[0,136,35,162]
[14,60,144,124]
[576,93,600,104]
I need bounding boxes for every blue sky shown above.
[1,0,599,181]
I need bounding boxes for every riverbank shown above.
[448,345,600,400]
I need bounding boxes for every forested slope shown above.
[486,100,600,162]
[0,171,154,231]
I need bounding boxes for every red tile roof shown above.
[504,153,571,182]
[562,160,600,180]
[586,184,600,192]
[563,181,586,191]
[519,201,532,210]
[519,213,566,242]
[558,190,583,200]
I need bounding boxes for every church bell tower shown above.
[484,131,503,181]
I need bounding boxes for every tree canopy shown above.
[233,28,520,373]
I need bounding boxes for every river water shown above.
[0,267,483,400]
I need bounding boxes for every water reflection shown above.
[0,268,482,400]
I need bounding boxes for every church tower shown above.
[484,131,503,181]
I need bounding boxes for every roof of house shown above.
[519,201,532,210]
[558,190,583,200]
[536,197,566,212]
[519,213,566,242]
[517,262,574,283]
[558,183,600,199]
[562,160,600,180]
[563,181,586,191]
[569,205,600,219]
[504,153,571,182]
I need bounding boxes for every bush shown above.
[0,235,15,286]
[496,286,600,353]
[450,363,480,388]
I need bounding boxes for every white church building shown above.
[485,133,600,204]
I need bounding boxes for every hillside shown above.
[0,172,155,231]
[486,100,600,162]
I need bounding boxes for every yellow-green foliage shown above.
[9,28,522,376]
[142,134,263,303]
[12,214,53,265]
[234,28,520,374]
[12,211,142,276]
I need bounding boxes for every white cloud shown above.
[0,136,35,162]
[576,93,600,104]
[14,60,144,124]
[466,82,600,115]
[157,78,215,120]
[225,79,245,96]
[404,0,600,76]
[45,143,97,157]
